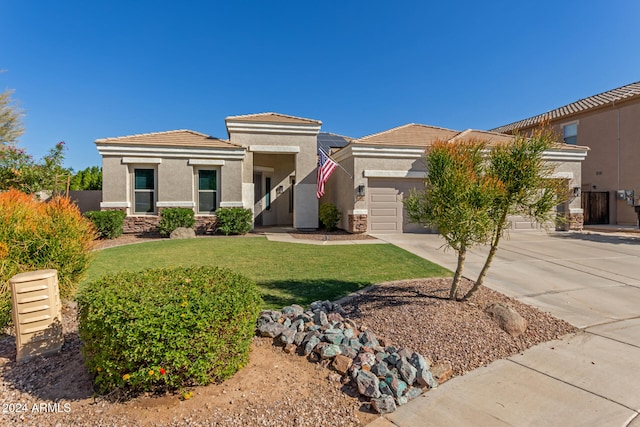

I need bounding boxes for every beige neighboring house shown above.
[324,124,588,234]
[492,81,640,226]
[96,112,589,234]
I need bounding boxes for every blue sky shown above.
[2,1,639,171]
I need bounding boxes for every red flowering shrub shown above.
[0,189,96,327]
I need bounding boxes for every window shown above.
[265,177,271,211]
[134,169,155,214]
[198,170,217,213]
[563,123,578,145]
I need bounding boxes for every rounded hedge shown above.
[76,266,262,395]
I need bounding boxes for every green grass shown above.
[83,236,451,309]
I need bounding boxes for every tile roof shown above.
[450,129,588,151]
[448,129,517,146]
[491,81,640,134]
[225,112,322,125]
[95,130,241,149]
[354,123,459,147]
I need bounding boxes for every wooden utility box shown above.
[9,269,63,363]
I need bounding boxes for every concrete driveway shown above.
[368,230,640,427]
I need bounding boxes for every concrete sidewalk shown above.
[366,231,640,427]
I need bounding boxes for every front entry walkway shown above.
[367,230,640,427]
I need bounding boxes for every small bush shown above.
[215,208,252,235]
[77,266,262,395]
[0,190,96,328]
[158,208,195,237]
[319,203,341,231]
[85,210,126,239]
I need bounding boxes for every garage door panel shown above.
[370,208,398,217]
[370,222,399,232]
[370,193,397,203]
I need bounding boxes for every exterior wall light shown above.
[356,184,365,198]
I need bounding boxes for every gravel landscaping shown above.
[0,275,576,426]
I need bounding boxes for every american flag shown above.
[316,148,338,198]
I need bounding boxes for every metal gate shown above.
[582,191,609,225]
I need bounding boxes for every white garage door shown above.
[368,179,431,233]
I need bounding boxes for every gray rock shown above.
[338,344,358,359]
[409,352,431,372]
[294,331,306,346]
[303,335,321,356]
[279,327,297,345]
[371,362,391,378]
[385,345,398,354]
[343,327,355,339]
[291,319,304,332]
[323,330,345,345]
[320,344,342,359]
[385,373,407,398]
[348,338,362,352]
[258,322,284,338]
[375,352,389,363]
[282,305,304,316]
[359,330,380,348]
[282,318,292,329]
[256,314,272,328]
[386,352,401,366]
[397,358,417,384]
[371,395,396,414]
[170,227,196,239]
[487,303,528,337]
[356,370,381,398]
[378,380,393,396]
[353,352,376,368]
[416,368,438,389]
[314,311,329,326]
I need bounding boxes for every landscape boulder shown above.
[487,303,528,337]
[170,227,196,239]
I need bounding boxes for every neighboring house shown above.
[491,81,640,226]
[96,112,588,234]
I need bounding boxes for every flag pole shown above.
[319,147,353,178]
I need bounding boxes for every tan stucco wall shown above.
[101,156,128,203]
[526,98,640,225]
[159,158,193,203]
[229,132,319,229]
[323,156,355,231]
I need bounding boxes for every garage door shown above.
[369,178,545,233]
[368,179,431,233]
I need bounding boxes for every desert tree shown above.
[404,140,501,300]
[461,129,567,300]
[0,88,24,146]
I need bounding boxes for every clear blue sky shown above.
[2,1,639,171]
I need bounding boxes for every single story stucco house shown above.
[95,112,589,234]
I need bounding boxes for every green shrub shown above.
[215,208,252,235]
[85,210,126,239]
[319,203,341,231]
[0,189,96,328]
[158,208,195,237]
[77,266,262,395]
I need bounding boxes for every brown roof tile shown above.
[491,81,640,133]
[95,130,241,149]
[355,123,459,147]
[225,112,321,125]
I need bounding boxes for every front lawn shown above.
[83,236,451,308]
